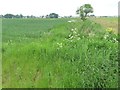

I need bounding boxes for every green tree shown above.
[19,14,23,18]
[76,4,93,21]
[49,13,58,18]
[4,14,15,18]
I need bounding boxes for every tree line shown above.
[0,4,95,20]
[0,13,60,19]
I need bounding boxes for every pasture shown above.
[2,18,118,88]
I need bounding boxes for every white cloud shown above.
[0,0,119,16]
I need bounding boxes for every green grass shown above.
[89,17,118,33]
[2,18,118,88]
[0,18,2,89]
[2,18,70,42]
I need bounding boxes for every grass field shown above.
[90,17,118,33]
[2,18,118,88]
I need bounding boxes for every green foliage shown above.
[3,14,23,18]
[2,18,118,88]
[0,19,2,89]
[4,14,15,18]
[49,13,59,18]
[77,4,93,21]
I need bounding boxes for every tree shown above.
[76,4,93,21]
[14,14,20,18]
[4,14,15,18]
[49,13,58,18]
[19,14,23,18]
[0,15,3,18]
[46,15,49,18]
[4,14,23,18]
[41,15,44,18]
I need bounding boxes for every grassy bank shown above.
[2,18,118,88]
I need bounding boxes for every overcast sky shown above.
[0,0,119,16]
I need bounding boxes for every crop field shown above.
[2,18,118,88]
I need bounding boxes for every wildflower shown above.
[82,36,85,38]
[88,33,95,37]
[68,20,76,23]
[71,29,74,31]
[71,28,77,32]
[71,20,76,22]
[104,34,109,39]
[73,31,77,34]
[113,38,118,43]
[74,28,77,30]
[106,28,115,33]
[57,43,63,48]
[68,21,72,23]
[69,34,72,37]
[69,36,74,39]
